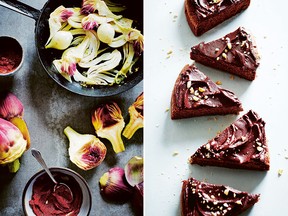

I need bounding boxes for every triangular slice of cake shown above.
[190,110,270,170]
[171,64,243,119]
[184,0,251,36]
[181,177,260,216]
[190,27,260,80]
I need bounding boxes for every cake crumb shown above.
[230,75,235,80]
[166,50,173,58]
[278,169,284,176]
[165,107,170,112]
[215,80,222,85]
[172,151,179,156]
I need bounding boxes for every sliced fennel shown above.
[46,1,143,87]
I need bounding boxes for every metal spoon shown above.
[31,148,73,204]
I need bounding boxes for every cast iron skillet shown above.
[0,0,143,97]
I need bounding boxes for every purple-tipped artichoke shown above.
[64,126,107,170]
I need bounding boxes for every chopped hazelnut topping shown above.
[193,96,200,101]
[256,141,262,146]
[213,0,221,3]
[257,146,263,152]
[206,144,211,150]
[190,87,195,94]
[204,95,208,99]
[223,203,228,208]
[194,90,199,96]
[216,57,220,61]
[187,80,192,89]
[241,136,246,141]
[227,42,232,50]
[222,53,227,59]
[224,188,229,195]
[215,48,220,52]
[198,87,205,92]
[211,195,215,199]
[236,200,242,205]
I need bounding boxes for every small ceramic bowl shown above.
[22,167,92,216]
[0,36,23,77]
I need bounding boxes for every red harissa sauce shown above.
[29,172,83,216]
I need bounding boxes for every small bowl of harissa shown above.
[22,167,92,216]
[0,36,24,77]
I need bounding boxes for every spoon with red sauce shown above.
[31,148,74,206]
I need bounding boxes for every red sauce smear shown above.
[29,172,83,216]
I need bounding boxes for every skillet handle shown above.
[0,0,40,21]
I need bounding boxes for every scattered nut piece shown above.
[215,80,222,85]
[236,200,242,205]
[278,169,284,176]
[215,48,220,52]
[187,80,192,89]
[172,151,179,156]
[257,146,263,152]
[222,53,227,59]
[190,87,195,94]
[227,42,232,50]
[192,96,200,101]
[198,87,205,92]
[224,188,229,195]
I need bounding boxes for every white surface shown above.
[144,0,288,215]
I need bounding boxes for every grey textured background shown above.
[0,1,143,215]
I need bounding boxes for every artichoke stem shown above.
[7,159,20,173]
[123,117,143,139]
[102,130,125,153]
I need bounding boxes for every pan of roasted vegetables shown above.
[0,0,143,97]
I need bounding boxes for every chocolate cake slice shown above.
[190,27,260,80]
[184,0,250,36]
[181,177,260,216]
[171,64,243,119]
[190,110,270,170]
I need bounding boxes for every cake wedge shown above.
[190,27,260,80]
[171,64,243,119]
[181,177,260,216]
[184,0,251,36]
[189,110,270,170]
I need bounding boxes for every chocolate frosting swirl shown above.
[191,27,260,71]
[175,64,242,109]
[182,178,260,216]
[190,0,241,19]
[192,110,267,164]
